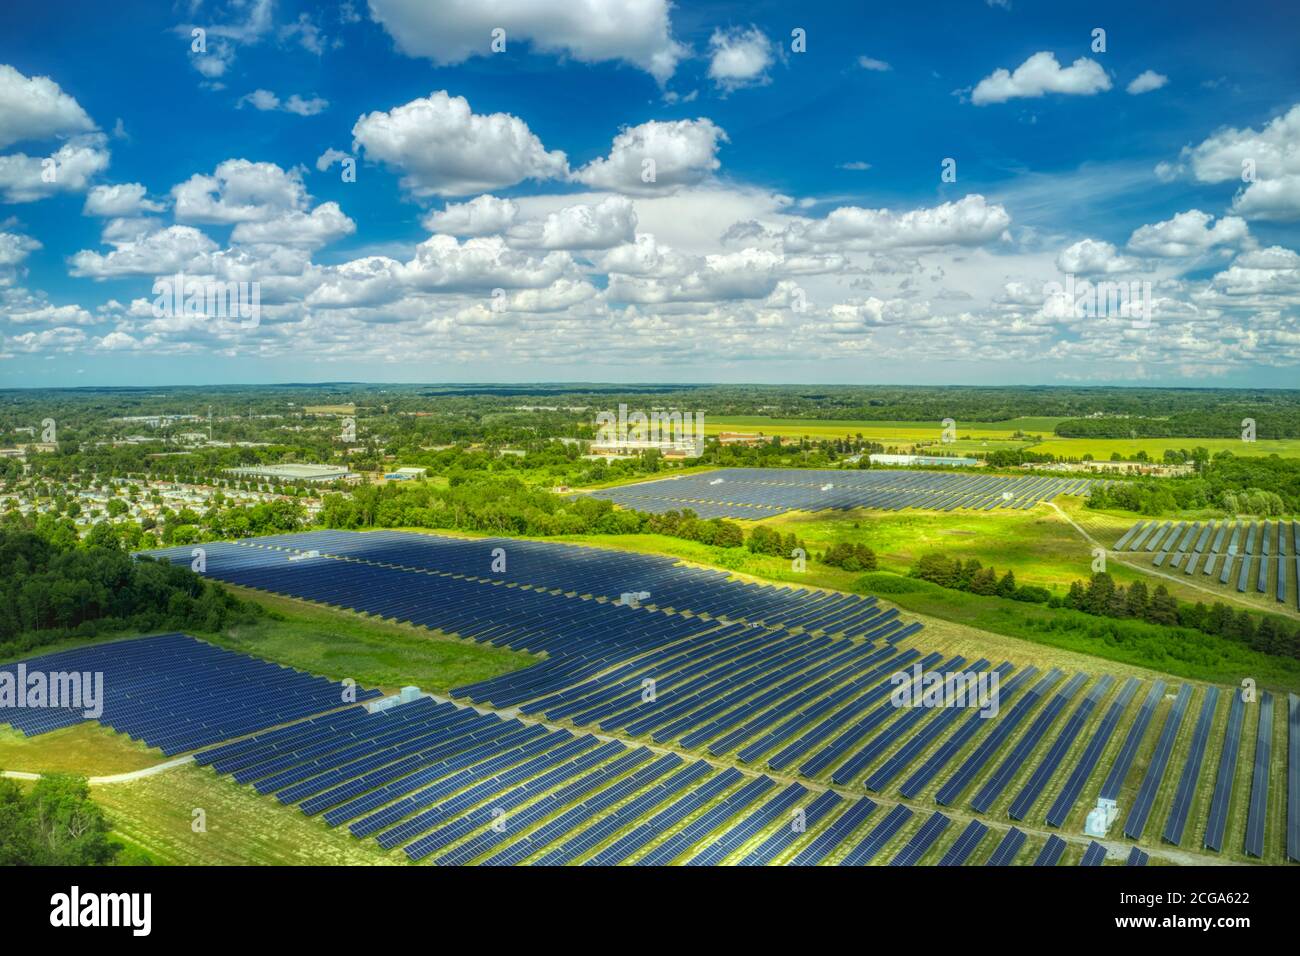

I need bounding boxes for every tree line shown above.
[0,527,262,658]
[911,551,1300,661]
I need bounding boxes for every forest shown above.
[0,528,262,657]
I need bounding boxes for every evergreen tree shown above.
[1147,585,1179,626]
[996,569,1017,598]
[1124,579,1150,619]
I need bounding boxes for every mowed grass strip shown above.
[199,584,536,694]
[0,722,162,777]
[95,764,401,866]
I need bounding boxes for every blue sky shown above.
[1,0,1298,387]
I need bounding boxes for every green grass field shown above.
[702,414,1300,461]
[705,415,1059,444]
[196,586,536,694]
[546,510,1300,691]
[1028,436,1300,460]
[96,764,400,865]
[0,723,163,778]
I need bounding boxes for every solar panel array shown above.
[0,633,378,754]
[142,530,912,711]
[128,529,1294,863]
[190,673,1292,864]
[197,695,935,865]
[1112,519,1300,608]
[589,467,1101,519]
[1288,693,1300,864]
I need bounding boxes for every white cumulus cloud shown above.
[83,183,166,217]
[707,27,775,92]
[172,160,309,224]
[423,194,520,236]
[785,194,1011,252]
[1127,209,1250,257]
[509,195,637,250]
[1126,70,1168,95]
[0,64,96,149]
[971,51,1111,105]
[573,119,728,196]
[352,91,568,197]
[0,135,110,203]
[1056,238,1135,275]
[366,0,684,83]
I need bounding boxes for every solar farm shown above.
[1112,519,1300,609]
[5,527,1275,866]
[587,467,1101,519]
[0,633,379,752]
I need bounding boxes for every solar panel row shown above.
[1113,519,1300,608]
[1162,687,1220,846]
[1288,693,1300,864]
[1123,685,1192,840]
[1203,689,1246,853]
[591,467,1102,519]
[117,529,1287,863]
[0,633,377,754]
[1244,692,1274,858]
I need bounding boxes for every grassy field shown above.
[96,764,400,865]
[196,586,536,694]
[545,520,1300,691]
[705,415,1058,444]
[702,414,1300,461]
[1027,436,1300,460]
[0,723,163,777]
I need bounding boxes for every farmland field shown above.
[1027,437,1300,460]
[703,416,1300,460]
[705,415,1061,444]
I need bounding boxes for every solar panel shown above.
[1079,841,1107,866]
[840,803,913,865]
[937,819,988,866]
[1123,684,1192,839]
[1288,693,1300,864]
[1203,689,1246,853]
[1162,686,1220,846]
[1010,675,1115,822]
[1033,834,1067,866]
[890,811,950,866]
[1041,676,1144,827]
[985,827,1026,865]
[788,797,876,866]
[1243,691,1274,858]
[587,467,1105,519]
[968,672,1087,813]
[737,790,842,866]
[0,633,378,754]
[1099,680,1166,801]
